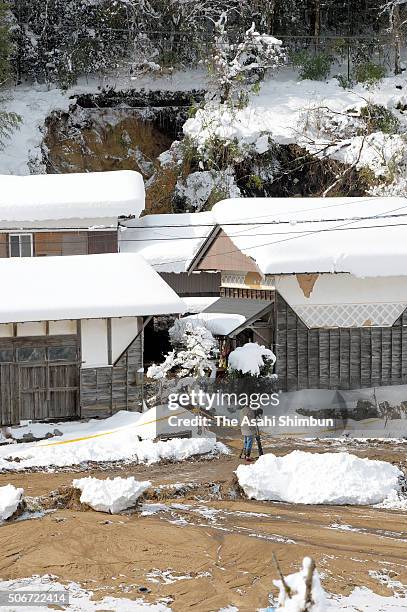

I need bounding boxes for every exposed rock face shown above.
[41,89,204,212]
[43,107,174,178]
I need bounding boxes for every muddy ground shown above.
[0,437,406,611]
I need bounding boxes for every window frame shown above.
[9,233,34,257]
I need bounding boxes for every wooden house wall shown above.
[80,333,143,419]
[275,293,407,391]
[196,231,260,273]
[0,231,117,258]
[161,272,221,297]
[0,327,143,425]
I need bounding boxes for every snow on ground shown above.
[184,74,407,179]
[228,343,276,376]
[374,489,407,511]
[0,484,23,521]
[72,476,151,513]
[327,587,407,611]
[0,575,171,611]
[236,451,404,505]
[0,409,227,472]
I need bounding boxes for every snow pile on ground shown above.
[374,489,407,511]
[72,476,151,513]
[228,343,276,376]
[236,451,403,505]
[135,404,216,440]
[0,575,171,611]
[274,557,327,611]
[0,409,227,471]
[0,484,24,521]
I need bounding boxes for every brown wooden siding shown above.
[0,231,118,258]
[88,231,117,254]
[274,292,407,391]
[0,335,79,425]
[0,234,8,257]
[161,272,221,297]
[197,230,259,273]
[35,232,63,256]
[0,327,143,425]
[80,333,143,419]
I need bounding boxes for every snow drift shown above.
[73,476,151,513]
[236,451,403,505]
[0,484,24,521]
[0,409,227,471]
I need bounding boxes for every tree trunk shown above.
[393,4,402,75]
[314,0,321,44]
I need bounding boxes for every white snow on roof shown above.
[0,253,185,323]
[212,196,407,278]
[119,211,215,273]
[0,171,145,227]
[183,312,246,336]
[182,296,219,313]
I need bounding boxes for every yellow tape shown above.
[39,409,189,447]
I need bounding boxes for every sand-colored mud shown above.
[0,439,406,611]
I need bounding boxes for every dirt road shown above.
[0,438,406,611]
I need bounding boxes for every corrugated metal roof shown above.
[203,298,273,335]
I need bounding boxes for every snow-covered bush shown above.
[147,321,218,380]
[228,342,276,377]
[274,557,327,612]
[174,168,241,211]
[206,13,285,105]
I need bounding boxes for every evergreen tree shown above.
[0,1,20,149]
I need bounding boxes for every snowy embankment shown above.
[0,408,227,472]
[236,451,405,506]
[0,70,205,176]
[184,74,407,186]
[0,86,71,174]
[0,484,23,521]
[73,476,151,513]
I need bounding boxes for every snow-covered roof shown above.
[0,171,145,228]
[0,253,185,323]
[119,211,215,273]
[211,196,407,278]
[182,298,273,336]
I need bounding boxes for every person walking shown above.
[239,406,257,462]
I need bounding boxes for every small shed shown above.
[189,196,407,392]
[0,253,185,425]
[0,170,144,258]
